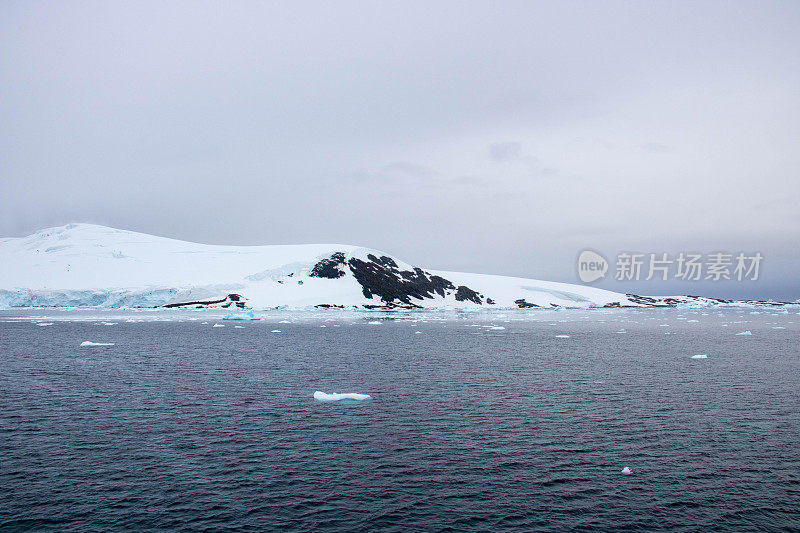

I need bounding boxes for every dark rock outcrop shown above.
[346,253,476,306]
[454,285,483,304]
[309,252,347,279]
[163,293,245,309]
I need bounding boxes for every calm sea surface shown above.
[1,308,799,532]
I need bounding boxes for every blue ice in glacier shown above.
[222,310,260,321]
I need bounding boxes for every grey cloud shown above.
[488,142,522,162]
[640,142,672,153]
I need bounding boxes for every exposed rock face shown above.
[514,299,540,308]
[163,293,245,309]
[454,285,483,304]
[309,252,347,279]
[347,254,461,306]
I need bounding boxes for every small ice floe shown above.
[488,326,505,330]
[368,320,382,325]
[621,467,632,475]
[313,391,371,404]
[222,310,260,321]
[736,331,752,336]
[278,320,291,324]
[659,324,670,327]
[555,334,570,338]
[234,325,244,329]
[691,354,708,359]
[212,323,225,328]
[687,319,699,323]
[101,322,117,326]
[415,331,422,334]
[616,329,627,334]
[80,341,115,347]
[320,325,327,328]
[271,329,281,333]
[772,326,785,330]
[36,322,54,326]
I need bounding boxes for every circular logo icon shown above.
[577,250,608,283]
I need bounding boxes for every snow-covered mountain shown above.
[0,223,754,310]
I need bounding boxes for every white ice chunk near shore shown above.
[80,341,115,346]
[691,354,708,359]
[313,391,371,403]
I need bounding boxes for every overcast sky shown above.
[2,1,798,299]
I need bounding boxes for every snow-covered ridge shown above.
[0,223,784,310]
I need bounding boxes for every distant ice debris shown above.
[212,323,225,328]
[368,320,382,325]
[555,334,570,338]
[271,329,281,333]
[80,341,114,346]
[691,354,708,359]
[736,331,752,336]
[234,325,244,328]
[222,310,260,321]
[313,391,371,403]
[488,326,505,330]
[621,467,632,475]
[36,322,53,326]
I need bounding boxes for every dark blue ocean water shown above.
[1,308,799,532]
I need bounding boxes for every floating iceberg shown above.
[212,323,225,328]
[80,341,114,346]
[368,320,382,325]
[222,310,260,321]
[313,391,371,403]
[736,331,752,336]
[271,329,281,333]
[691,354,708,359]
[621,467,632,475]
[555,334,570,338]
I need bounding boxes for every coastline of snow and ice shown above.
[0,223,795,311]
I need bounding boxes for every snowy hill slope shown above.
[0,223,730,309]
